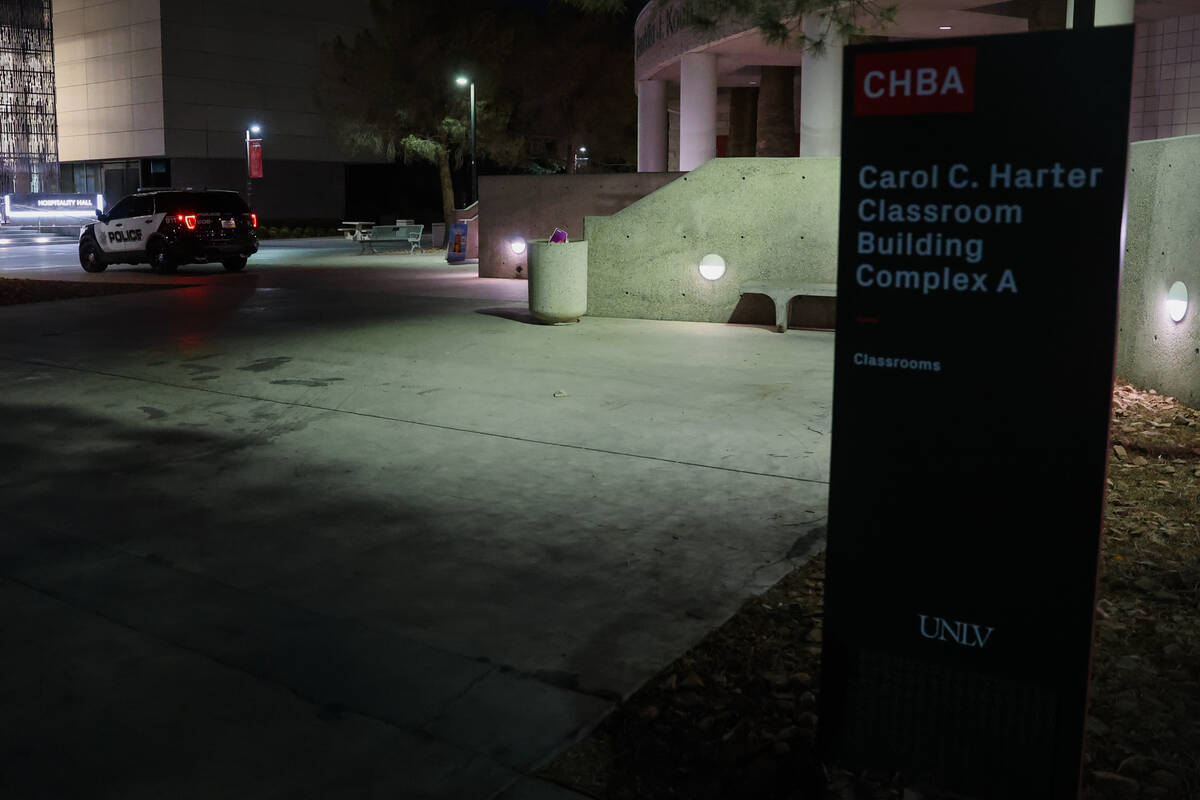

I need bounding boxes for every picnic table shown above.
[338,221,375,241]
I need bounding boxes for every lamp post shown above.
[455,76,476,206]
[245,123,262,207]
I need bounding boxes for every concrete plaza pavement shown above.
[0,240,834,798]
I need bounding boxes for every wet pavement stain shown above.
[191,375,219,382]
[181,364,219,375]
[238,357,292,372]
[269,378,345,388]
[138,406,167,420]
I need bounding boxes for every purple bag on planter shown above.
[549,227,568,243]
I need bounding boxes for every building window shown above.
[60,162,101,194]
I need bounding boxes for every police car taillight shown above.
[250,213,257,228]
[176,214,197,230]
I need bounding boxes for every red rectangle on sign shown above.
[853,47,976,116]
[248,139,263,178]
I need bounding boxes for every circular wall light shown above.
[509,237,527,255]
[698,253,726,281]
[1166,280,1188,322]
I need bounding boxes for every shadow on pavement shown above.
[0,399,622,795]
[475,306,543,325]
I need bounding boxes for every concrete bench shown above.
[739,282,836,332]
[360,223,423,254]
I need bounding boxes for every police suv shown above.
[79,189,258,273]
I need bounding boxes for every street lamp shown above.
[245,123,263,207]
[455,75,476,206]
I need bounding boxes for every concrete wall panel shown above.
[82,27,132,59]
[86,79,133,109]
[83,2,133,32]
[86,53,133,82]
[130,49,161,78]
[131,128,166,158]
[54,1,164,162]
[129,20,161,50]
[130,75,163,103]
[55,10,84,37]
[58,110,89,135]
[55,60,87,88]
[129,0,161,23]
[132,101,164,130]
[54,36,85,64]
[477,172,683,279]
[57,84,88,113]
[87,105,134,133]
[583,158,839,323]
[1117,134,1200,406]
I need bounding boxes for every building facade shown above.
[1,0,58,193]
[51,0,373,218]
[634,0,1200,172]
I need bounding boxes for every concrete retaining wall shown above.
[1118,134,1200,407]
[500,143,1197,406]
[583,157,840,323]
[477,172,681,278]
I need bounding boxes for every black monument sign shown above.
[819,28,1134,798]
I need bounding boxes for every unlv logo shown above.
[919,613,995,648]
[854,47,976,116]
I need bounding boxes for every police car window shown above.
[107,197,134,220]
[132,196,154,217]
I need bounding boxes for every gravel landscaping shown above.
[542,380,1200,800]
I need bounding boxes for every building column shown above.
[1066,0,1134,26]
[679,52,717,171]
[799,15,844,157]
[637,79,668,172]
[756,66,796,156]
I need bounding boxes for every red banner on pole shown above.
[248,138,263,178]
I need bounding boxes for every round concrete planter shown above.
[528,239,588,323]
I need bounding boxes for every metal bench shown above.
[739,282,836,332]
[359,223,424,254]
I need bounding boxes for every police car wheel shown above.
[79,240,106,273]
[148,241,176,274]
[222,256,247,272]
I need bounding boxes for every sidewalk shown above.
[0,251,833,798]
